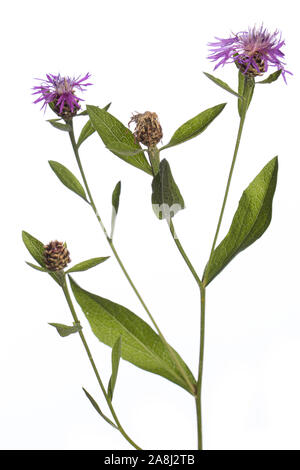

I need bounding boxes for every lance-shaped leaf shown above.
[48,120,72,132]
[112,181,121,214]
[77,120,95,148]
[49,161,88,202]
[26,262,48,272]
[160,103,226,151]
[77,104,113,117]
[82,388,117,429]
[86,105,152,175]
[203,72,243,99]
[77,103,112,148]
[66,257,110,273]
[70,277,196,394]
[105,142,146,157]
[238,72,255,117]
[257,69,282,84]
[203,157,278,286]
[111,181,121,239]
[107,336,122,401]
[152,159,185,220]
[49,322,82,337]
[22,231,63,285]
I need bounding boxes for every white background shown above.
[1,0,299,450]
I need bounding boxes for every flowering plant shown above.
[23,25,288,450]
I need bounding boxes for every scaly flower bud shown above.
[44,240,71,272]
[129,111,163,148]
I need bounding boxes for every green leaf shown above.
[107,336,122,401]
[77,104,112,117]
[112,181,121,214]
[48,120,72,132]
[86,105,152,175]
[238,72,255,117]
[203,157,278,286]
[77,120,95,148]
[25,262,48,272]
[160,103,226,151]
[22,231,63,285]
[49,160,87,202]
[152,159,185,220]
[76,110,89,116]
[203,72,243,99]
[257,69,282,84]
[77,103,111,147]
[49,322,82,337]
[70,277,196,394]
[105,142,145,157]
[66,257,110,273]
[82,387,117,428]
[111,181,121,239]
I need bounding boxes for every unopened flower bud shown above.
[44,240,71,272]
[129,111,163,148]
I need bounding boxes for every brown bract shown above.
[44,240,71,272]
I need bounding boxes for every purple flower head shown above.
[33,73,92,117]
[208,25,290,82]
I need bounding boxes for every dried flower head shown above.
[44,240,71,272]
[33,73,92,118]
[208,25,290,81]
[129,111,163,147]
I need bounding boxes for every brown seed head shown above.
[44,240,71,272]
[129,111,163,147]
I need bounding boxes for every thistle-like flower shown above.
[44,240,71,272]
[208,25,290,81]
[129,111,163,148]
[33,73,92,118]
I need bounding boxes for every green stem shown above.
[168,219,203,289]
[196,77,254,448]
[168,218,205,449]
[205,80,252,273]
[68,123,195,396]
[166,79,251,443]
[148,146,160,176]
[61,278,141,450]
[195,285,206,450]
[68,122,108,237]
